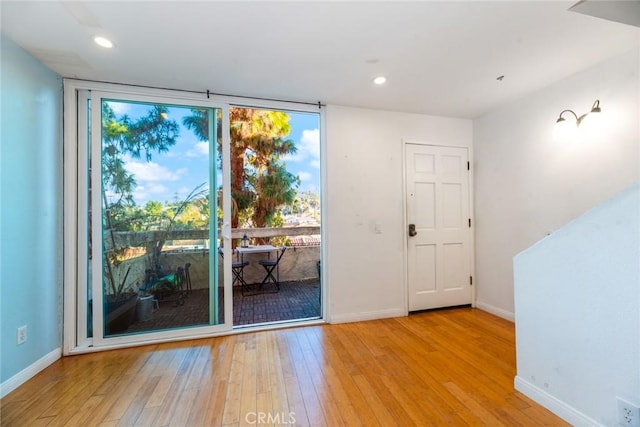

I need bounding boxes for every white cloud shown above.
[107,101,131,116]
[298,171,312,181]
[131,183,169,204]
[124,158,184,182]
[300,128,320,154]
[146,183,169,194]
[186,141,209,157]
[284,128,320,167]
[137,183,169,195]
[176,186,193,196]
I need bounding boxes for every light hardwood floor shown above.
[0,308,567,426]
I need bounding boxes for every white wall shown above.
[473,48,639,319]
[513,182,640,426]
[325,105,472,322]
[0,36,63,396]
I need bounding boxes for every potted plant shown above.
[87,262,138,336]
[102,256,138,334]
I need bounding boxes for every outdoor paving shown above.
[126,279,321,333]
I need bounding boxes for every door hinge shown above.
[470,276,473,285]
[467,161,470,171]
[468,218,471,228]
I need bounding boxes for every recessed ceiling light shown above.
[373,76,387,85]
[93,36,114,49]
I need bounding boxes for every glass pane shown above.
[84,95,93,339]
[229,107,322,326]
[98,100,222,336]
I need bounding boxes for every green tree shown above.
[144,201,163,229]
[183,107,297,229]
[101,102,179,297]
[149,183,207,269]
[102,103,179,217]
[172,196,209,230]
[248,160,299,228]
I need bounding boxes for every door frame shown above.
[401,140,476,314]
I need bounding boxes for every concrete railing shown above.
[106,227,321,291]
[104,226,320,251]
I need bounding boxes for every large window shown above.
[64,81,323,352]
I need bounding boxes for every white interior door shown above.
[406,143,472,311]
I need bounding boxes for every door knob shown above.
[408,224,417,237]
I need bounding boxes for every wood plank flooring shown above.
[0,308,568,426]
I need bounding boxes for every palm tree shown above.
[246,134,299,228]
[183,107,297,229]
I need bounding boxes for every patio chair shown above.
[141,266,187,307]
[258,246,287,292]
[218,248,250,295]
[183,262,192,294]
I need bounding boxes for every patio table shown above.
[235,245,282,293]
[235,244,277,259]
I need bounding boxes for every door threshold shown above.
[409,304,472,315]
[233,317,324,333]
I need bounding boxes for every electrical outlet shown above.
[618,397,640,427]
[17,325,27,345]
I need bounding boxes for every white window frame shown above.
[64,80,233,352]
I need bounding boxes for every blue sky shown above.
[106,101,320,206]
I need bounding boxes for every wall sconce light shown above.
[554,100,601,140]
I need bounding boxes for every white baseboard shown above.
[330,308,406,324]
[1,347,61,399]
[475,300,515,322]
[514,376,601,426]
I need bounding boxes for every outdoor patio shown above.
[104,227,322,335]
[125,279,321,333]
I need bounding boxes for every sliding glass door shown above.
[228,106,322,326]
[81,90,231,346]
[65,81,324,352]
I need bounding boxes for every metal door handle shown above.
[408,224,417,237]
